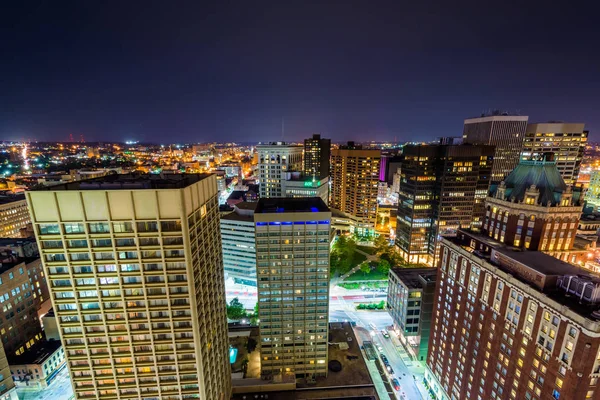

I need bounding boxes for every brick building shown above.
[425,229,600,400]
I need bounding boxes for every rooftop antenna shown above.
[281,117,285,142]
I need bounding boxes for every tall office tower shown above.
[586,171,600,212]
[522,122,588,184]
[0,344,16,400]
[257,143,303,198]
[426,229,600,400]
[484,154,584,256]
[303,134,331,179]
[26,174,231,400]
[395,144,494,266]
[463,113,528,183]
[280,173,329,206]
[330,143,381,235]
[220,202,257,286]
[254,198,331,379]
[0,195,31,238]
[0,255,48,356]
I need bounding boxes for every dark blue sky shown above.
[1,1,598,143]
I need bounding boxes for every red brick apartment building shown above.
[425,229,600,400]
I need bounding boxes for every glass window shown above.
[160,221,181,232]
[116,238,135,247]
[63,223,85,234]
[112,222,134,233]
[38,224,60,235]
[88,223,110,233]
[137,222,158,232]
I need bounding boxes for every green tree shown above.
[359,262,372,274]
[373,235,390,255]
[377,259,391,275]
[226,297,247,320]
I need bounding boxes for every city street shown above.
[17,365,73,400]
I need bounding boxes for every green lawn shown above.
[357,245,376,255]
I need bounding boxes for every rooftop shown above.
[389,267,438,289]
[0,193,26,205]
[31,173,212,191]
[8,339,62,366]
[255,197,329,214]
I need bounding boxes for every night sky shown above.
[1,1,598,143]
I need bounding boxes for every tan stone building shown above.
[0,196,30,238]
[26,173,231,400]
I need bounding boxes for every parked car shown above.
[391,378,400,391]
[381,329,390,338]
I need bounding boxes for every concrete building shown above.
[221,202,257,286]
[26,173,231,400]
[0,344,16,400]
[280,173,329,206]
[330,144,380,235]
[254,198,331,379]
[9,340,65,389]
[522,122,587,185]
[0,238,38,258]
[586,171,600,212]
[303,134,330,180]
[426,229,600,400]
[484,154,585,262]
[0,195,30,238]
[0,255,48,357]
[463,113,528,183]
[257,143,303,198]
[395,144,494,266]
[387,268,436,362]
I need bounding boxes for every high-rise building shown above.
[330,144,381,235]
[0,344,16,400]
[0,255,48,356]
[463,113,528,183]
[522,122,587,184]
[257,143,303,198]
[395,144,494,266]
[0,195,31,238]
[280,172,329,206]
[220,202,257,286]
[26,174,231,400]
[254,198,331,379]
[426,229,600,400]
[303,134,330,180]
[387,267,436,362]
[484,154,585,259]
[586,171,600,212]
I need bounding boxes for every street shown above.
[17,365,73,400]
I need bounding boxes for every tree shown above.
[377,259,391,275]
[250,302,259,325]
[373,235,390,255]
[226,297,247,320]
[359,262,372,274]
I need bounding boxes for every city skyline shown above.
[1,2,598,143]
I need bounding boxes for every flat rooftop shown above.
[255,197,329,214]
[31,173,212,191]
[0,194,26,205]
[390,267,438,289]
[8,339,61,366]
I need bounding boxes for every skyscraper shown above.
[303,134,331,180]
[0,195,30,238]
[220,202,257,286]
[257,143,303,198]
[26,174,231,400]
[426,229,600,400]
[522,122,587,185]
[395,144,494,266]
[254,198,331,379]
[330,144,381,235]
[463,113,528,183]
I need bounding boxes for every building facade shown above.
[303,134,330,180]
[522,122,587,185]
[0,196,30,238]
[586,171,600,212]
[330,145,381,235]
[462,114,528,184]
[280,173,329,206]
[257,143,303,198]
[484,155,584,258]
[426,229,600,400]
[0,256,48,357]
[10,340,65,389]
[0,344,16,400]
[26,174,231,400]
[220,203,257,286]
[254,198,330,379]
[395,144,494,266]
[387,268,436,362]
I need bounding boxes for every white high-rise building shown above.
[254,198,331,379]
[220,202,257,286]
[26,173,231,400]
[257,143,302,198]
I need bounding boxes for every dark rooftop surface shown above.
[255,197,329,214]
[0,256,39,276]
[0,194,26,205]
[0,237,36,245]
[31,173,212,191]
[389,267,438,289]
[8,339,62,365]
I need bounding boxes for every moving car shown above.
[381,329,390,338]
[391,378,400,391]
